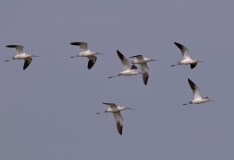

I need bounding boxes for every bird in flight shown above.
[70,42,103,70]
[5,45,39,70]
[183,78,214,105]
[129,55,158,85]
[108,50,141,79]
[96,102,134,135]
[171,42,203,69]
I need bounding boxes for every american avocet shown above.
[5,45,39,70]
[70,42,102,70]
[129,55,157,85]
[96,102,134,135]
[183,78,214,105]
[108,50,141,78]
[171,42,203,69]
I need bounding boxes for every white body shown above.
[190,98,209,104]
[70,42,98,70]
[179,58,197,65]
[108,50,142,78]
[118,69,141,76]
[14,53,32,59]
[5,45,37,70]
[106,106,127,112]
[172,42,201,69]
[78,50,97,57]
[184,78,212,105]
[97,102,132,135]
[131,57,152,64]
[129,55,157,85]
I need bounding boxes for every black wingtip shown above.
[87,58,96,70]
[6,45,18,48]
[188,78,196,90]
[174,42,183,48]
[116,50,124,61]
[143,72,149,85]
[70,42,81,46]
[116,122,123,135]
[131,65,137,70]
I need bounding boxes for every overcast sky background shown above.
[0,1,234,160]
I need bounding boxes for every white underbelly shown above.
[180,59,192,64]
[133,59,146,64]
[120,70,139,76]
[191,99,205,104]
[14,55,30,59]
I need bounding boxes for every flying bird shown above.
[129,55,158,85]
[5,45,39,70]
[96,102,134,135]
[70,42,102,70]
[108,50,141,79]
[183,78,214,105]
[171,42,203,69]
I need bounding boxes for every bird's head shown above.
[204,97,215,102]
[124,107,134,110]
[31,54,39,57]
[95,52,104,55]
[197,60,204,63]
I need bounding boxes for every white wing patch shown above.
[102,102,118,108]
[117,50,130,71]
[6,45,24,55]
[174,42,190,60]
[188,78,202,99]
[70,42,88,52]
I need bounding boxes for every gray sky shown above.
[0,0,234,160]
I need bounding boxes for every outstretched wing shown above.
[23,58,32,70]
[188,78,201,99]
[190,62,198,69]
[87,56,97,70]
[139,63,149,85]
[113,112,123,135]
[6,45,24,55]
[117,50,130,71]
[102,102,118,108]
[129,55,143,59]
[70,42,88,52]
[174,42,190,60]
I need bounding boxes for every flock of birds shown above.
[5,41,214,135]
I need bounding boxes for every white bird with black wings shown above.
[70,42,102,70]
[96,102,134,135]
[183,78,214,105]
[171,42,203,69]
[5,45,39,70]
[129,55,157,85]
[108,50,141,79]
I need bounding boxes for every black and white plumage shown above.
[96,102,134,135]
[183,78,214,105]
[171,42,203,69]
[129,55,157,85]
[70,42,101,70]
[5,45,39,70]
[108,50,141,79]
